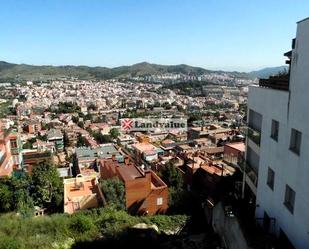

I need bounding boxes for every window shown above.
[270,120,279,141]
[267,167,275,190]
[248,109,262,132]
[284,185,295,214]
[10,139,17,148]
[290,129,302,155]
[156,197,163,206]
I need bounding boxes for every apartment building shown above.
[246,18,309,248]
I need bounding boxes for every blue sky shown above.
[1,0,309,71]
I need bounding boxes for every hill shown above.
[1,61,287,82]
[249,66,288,79]
[0,61,253,82]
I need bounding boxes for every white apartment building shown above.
[246,18,309,249]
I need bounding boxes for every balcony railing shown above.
[247,126,261,146]
[259,74,289,91]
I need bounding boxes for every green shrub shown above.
[69,215,95,234]
[0,238,23,249]
[146,215,188,231]
[0,208,189,248]
[96,208,139,237]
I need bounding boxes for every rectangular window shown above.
[248,109,262,132]
[284,185,295,214]
[270,120,279,141]
[10,140,17,148]
[267,167,275,190]
[156,197,163,206]
[290,129,302,155]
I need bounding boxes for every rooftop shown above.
[117,164,144,181]
[63,175,104,214]
[225,142,245,152]
[100,158,166,188]
[132,142,157,153]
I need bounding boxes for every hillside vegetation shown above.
[0,208,188,249]
[0,61,251,81]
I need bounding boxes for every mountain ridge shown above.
[249,65,288,79]
[0,61,286,82]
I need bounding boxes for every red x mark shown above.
[122,118,133,130]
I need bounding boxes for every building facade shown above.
[0,127,23,177]
[247,18,309,249]
[0,129,14,177]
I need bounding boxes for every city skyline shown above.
[1,0,309,71]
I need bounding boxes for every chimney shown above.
[124,156,130,166]
[112,154,116,161]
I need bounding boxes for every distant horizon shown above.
[1,0,308,72]
[0,59,287,73]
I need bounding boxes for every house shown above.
[187,125,232,140]
[24,121,41,135]
[117,134,136,147]
[223,142,245,167]
[0,128,14,177]
[182,154,235,198]
[32,139,56,153]
[160,139,176,154]
[63,175,105,214]
[22,150,52,173]
[99,157,168,215]
[74,145,124,175]
[7,130,23,171]
[47,129,64,151]
[131,142,163,163]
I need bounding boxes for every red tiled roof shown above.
[225,142,245,152]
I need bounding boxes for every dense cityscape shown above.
[1,1,309,249]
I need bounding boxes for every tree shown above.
[72,115,79,124]
[22,137,37,149]
[11,175,34,216]
[109,128,120,139]
[77,134,87,147]
[100,178,126,210]
[88,103,97,111]
[159,161,193,212]
[0,182,13,212]
[77,121,84,129]
[93,131,111,144]
[63,131,70,148]
[31,162,63,211]
[38,133,47,141]
[56,102,80,114]
[160,162,183,190]
[0,175,35,215]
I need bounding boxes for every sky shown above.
[1,0,309,72]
